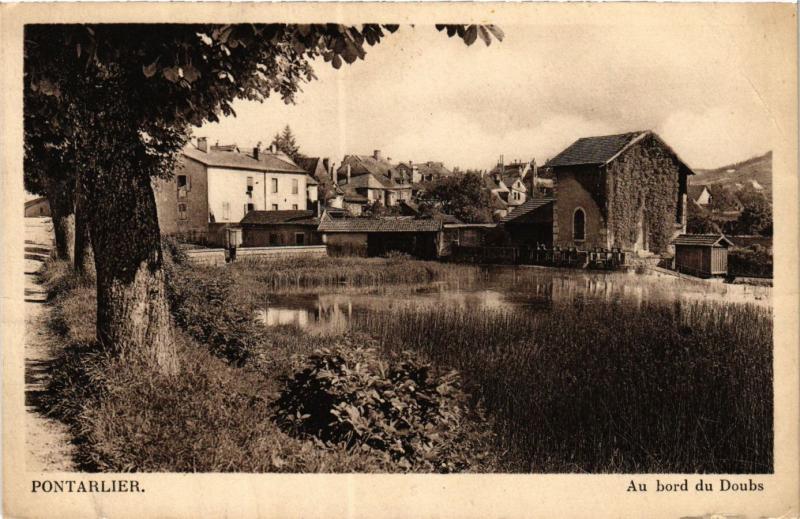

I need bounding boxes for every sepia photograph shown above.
[3,2,798,518]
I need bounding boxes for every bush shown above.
[729,246,773,278]
[165,257,259,366]
[273,345,493,472]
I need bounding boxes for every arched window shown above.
[573,208,585,241]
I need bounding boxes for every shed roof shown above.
[318,217,442,233]
[501,197,555,222]
[672,234,734,247]
[240,210,319,226]
[546,130,695,175]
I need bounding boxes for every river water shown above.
[254,267,770,334]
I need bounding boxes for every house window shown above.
[246,176,254,197]
[292,178,299,194]
[178,203,188,220]
[271,178,278,193]
[292,204,298,210]
[177,175,190,198]
[295,232,305,245]
[271,204,279,211]
[244,203,254,214]
[222,202,230,221]
[269,233,279,246]
[573,208,586,241]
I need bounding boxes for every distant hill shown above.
[691,151,772,198]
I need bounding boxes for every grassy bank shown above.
[352,301,773,473]
[41,255,505,472]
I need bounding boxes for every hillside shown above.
[691,151,772,198]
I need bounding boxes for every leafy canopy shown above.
[25,24,503,185]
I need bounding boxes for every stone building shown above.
[545,130,691,255]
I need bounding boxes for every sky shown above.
[197,21,777,172]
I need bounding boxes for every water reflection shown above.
[255,267,770,332]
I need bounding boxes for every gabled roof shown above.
[339,154,398,179]
[501,197,555,222]
[304,175,319,185]
[296,157,325,174]
[673,234,734,247]
[416,161,452,178]
[240,210,319,226]
[546,130,695,175]
[501,173,527,191]
[547,132,647,167]
[688,184,710,200]
[25,197,47,208]
[318,217,442,233]
[183,145,306,174]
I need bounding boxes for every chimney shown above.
[253,141,261,160]
[373,150,382,161]
[197,137,208,153]
[346,164,351,184]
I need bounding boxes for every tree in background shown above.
[686,202,721,234]
[736,192,773,236]
[422,171,493,223]
[25,24,502,373]
[708,185,741,213]
[270,125,303,162]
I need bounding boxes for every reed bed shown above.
[226,256,483,292]
[351,300,773,473]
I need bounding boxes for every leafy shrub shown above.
[729,246,773,278]
[165,256,259,366]
[273,345,488,472]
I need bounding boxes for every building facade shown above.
[155,139,317,245]
[546,131,690,254]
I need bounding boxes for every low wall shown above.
[235,245,327,261]
[184,248,226,266]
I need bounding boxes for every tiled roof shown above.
[673,234,734,247]
[502,197,555,222]
[183,145,306,173]
[339,155,398,179]
[501,173,526,190]
[546,132,647,168]
[688,185,709,200]
[240,210,319,226]
[318,217,442,233]
[416,162,452,178]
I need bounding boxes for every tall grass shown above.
[226,256,482,292]
[352,301,773,473]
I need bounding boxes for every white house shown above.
[156,138,318,245]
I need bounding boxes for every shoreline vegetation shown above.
[40,250,772,473]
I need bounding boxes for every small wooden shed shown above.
[673,234,734,278]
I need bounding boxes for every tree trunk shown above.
[73,171,92,275]
[45,177,74,260]
[87,167,176,375]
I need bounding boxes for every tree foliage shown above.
[270,125,303,162]
[423,172,493,223]
[686,202,721,234]
[736,192,772,236]
[24,24,502,367]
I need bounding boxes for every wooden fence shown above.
[450,245,628,270]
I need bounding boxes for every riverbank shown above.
[40,251,508,472]
[40,250,773,473]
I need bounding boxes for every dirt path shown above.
[24,217,77,472]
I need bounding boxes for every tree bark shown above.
[87,166,176,375]
[45,177,74,261]
[72,171,92,275]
